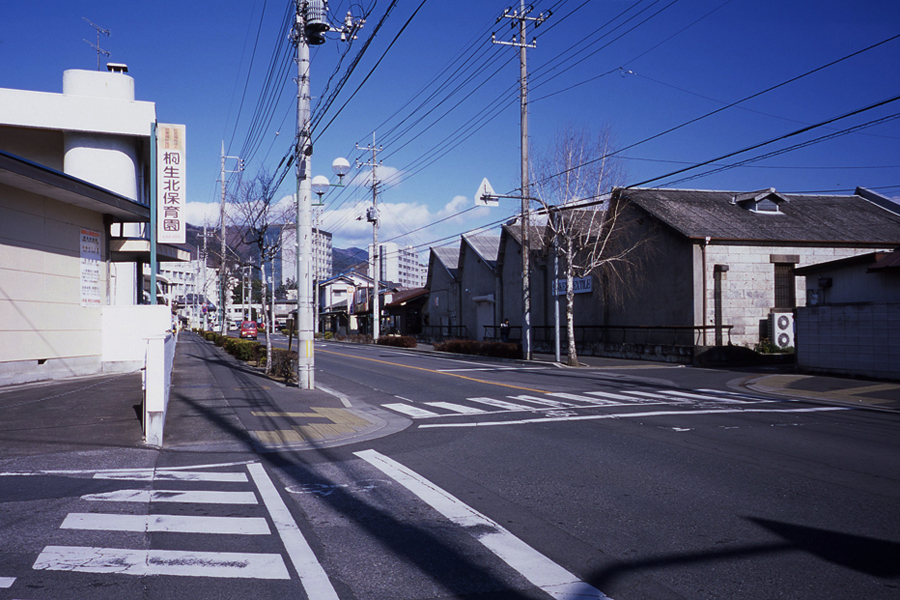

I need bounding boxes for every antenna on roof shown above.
[82,18,111,71]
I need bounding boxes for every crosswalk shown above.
[31,463,297,582]
[382,387,773,419]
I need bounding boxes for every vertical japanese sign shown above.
[157,124,186,244]
[80,228,102,307]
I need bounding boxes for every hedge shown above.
[433,339,521,359]
[376,335,417,348]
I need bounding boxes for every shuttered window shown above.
[774,263,796,309]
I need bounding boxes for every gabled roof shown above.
[500,222,546,251]
[615,187,900,245]
[430,245,461,278]
[461,234,500,268]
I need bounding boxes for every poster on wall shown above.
[157,123,186,245]
[80,228,101,307]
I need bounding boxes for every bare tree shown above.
[230,170,294,374]
[533,125,643,366]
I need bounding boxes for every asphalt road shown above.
[1,337,897,600]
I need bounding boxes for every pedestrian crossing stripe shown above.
[93,470,249,482]
[33,546,290,579]
[61,513,271,535]
[82,489,258,505]
[379,388,776,419]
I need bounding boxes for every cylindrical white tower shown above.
[62,69,139,201]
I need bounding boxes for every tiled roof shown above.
[617,187,900,244]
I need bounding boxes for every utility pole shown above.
[218,141,243,334]
[493,0,549,361]
[293,0,363,388]
[357,134,382,342]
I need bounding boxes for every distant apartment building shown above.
[280,225,333,286]
[369,242,426,289]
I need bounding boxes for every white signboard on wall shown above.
[554,276,593,296]
[157,123,186,244]
[80,228,102,307]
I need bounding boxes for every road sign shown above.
[475,178,498,207]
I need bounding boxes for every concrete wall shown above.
[797,303,900,380]
[0,185,107,385]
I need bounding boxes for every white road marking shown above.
[547,392,621,406]
[507,395,574,408]
[383,403,441,418]
[0,460,255,478]
[425,402,487,415]
[467,397,534,411]
[246,462,339,600]
[94,470,248,482]
[418,406,848,429]
[355,450,610,600]
[33,546,289,579]
[696,388,775,402]
[627,391,688,400]
[659,389,744,403]
[82,489,258,505]
[585,390,659,403]
[0,577,14,588]
[61,513,270,535]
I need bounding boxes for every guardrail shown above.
[142,332,177,447]
[418,325,469,342]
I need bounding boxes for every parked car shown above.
[239,320,258,340]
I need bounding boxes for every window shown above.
[774,263,795,309]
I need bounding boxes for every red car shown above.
[239,320,258,340]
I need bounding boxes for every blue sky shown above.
[3,0,899,252]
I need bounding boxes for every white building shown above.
[369,242,426,289]
[0,66,188,384]
[280,225,333,286]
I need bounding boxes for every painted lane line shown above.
[383,403,441,418]
[547,392,622,406]
[0,577,14,588]
[33,546,289,579]
[466,397,534,411]
[246,462,340,600]
[585,390,660,403]
[661,390,746,403]
[61,513,271,535]
[425,402,487,415]
[696,388,776,402]
[417,406,849,429]
[94,470,248,482]
[0,460,256,478]
[438,367,549,372]
[506,395,574,409]
[82,489,258,504]
[627,391,689,401]
[355,450,610,600]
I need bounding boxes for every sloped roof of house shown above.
[500,222,547,250]
[616,187,900,244]
[462,234,501,267]
[384,287,429,308]
[430,246,461,278]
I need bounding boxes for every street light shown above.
[332,157,351,186]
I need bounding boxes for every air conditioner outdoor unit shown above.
[768,312,795,348]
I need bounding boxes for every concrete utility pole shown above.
[493,0,549,361]
[218,141,242,334]
[357,134,382,342]
[293,0,364,388]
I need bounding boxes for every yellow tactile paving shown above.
[250,407,375,445]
